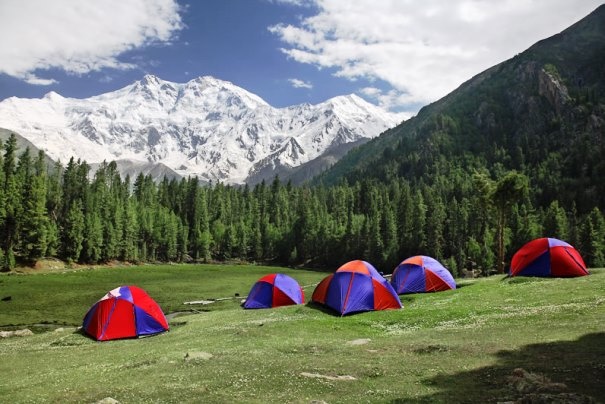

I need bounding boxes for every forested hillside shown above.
[321,4,605,214]
[312,5,605,271]
[1,131,604,274]
[1,7,604,274]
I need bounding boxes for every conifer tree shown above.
[395,180,414,259]
[543,200,569,240]
[580,208,605,267]
[410,189,427,253]
[474,170,529,273]
[425,192,446,259]
[19,150,50,260]
[0,140,5,267]
[61,200,85,262]
[82,211,103,263]
[1,134,19,269]
[121,198,139,262]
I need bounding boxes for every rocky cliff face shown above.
[538,67,571,115]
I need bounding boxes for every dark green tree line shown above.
[1,133,604,273]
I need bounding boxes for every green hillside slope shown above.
[320,5,605,214]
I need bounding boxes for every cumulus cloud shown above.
[360,87,415,119]
[289,78,313,89]
[270,0,603,113]
[23,74,58,86]
[0,0,183,85]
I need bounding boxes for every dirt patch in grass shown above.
[34,258,67,271]
[300,372,357,381]
[347,338,371,346]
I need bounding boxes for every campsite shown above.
[1,2,604,403]
[1,263,604,403]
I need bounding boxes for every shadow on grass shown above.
[305,301,384,317]
[305,301,342,316]
[502,276,551,285]
[454,281,475,289]
[392,332,605,403]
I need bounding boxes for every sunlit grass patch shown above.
[0,266,603,403]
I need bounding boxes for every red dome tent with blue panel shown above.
[311,260,402,316]
[510,237,589,277]
[83,285,169,341]
[243,273,305,309]
[390,255,456,294]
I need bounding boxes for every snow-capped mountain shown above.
[0,75,401,184]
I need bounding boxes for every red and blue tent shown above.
[311,260,402,316]
[510,237,588,277]
[83,285,169,341]
[243,273,304,309]
[391,255,456,294]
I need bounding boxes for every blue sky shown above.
[0,0,602,116]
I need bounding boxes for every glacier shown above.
[0,75,401,184]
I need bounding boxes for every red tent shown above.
[510,238,588,277]
[83,285,169,341]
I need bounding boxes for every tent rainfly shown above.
[83,285,169,341]
[312,260,402,316]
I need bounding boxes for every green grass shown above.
[1,265,604,403]
[0,264,327,327]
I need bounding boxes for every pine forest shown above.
[1,133,604,274]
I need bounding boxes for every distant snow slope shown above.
[0,75,401,184]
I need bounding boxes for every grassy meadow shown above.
[1,264,604,403]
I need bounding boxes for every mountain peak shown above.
[43,91,64,100]
[0,75,398,184]
[190,75,225,86]
[328,93,373,107]
[141,74,162,85]
[183,75,270,109]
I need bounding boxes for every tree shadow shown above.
[392,332,605,403]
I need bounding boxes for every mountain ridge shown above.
[318,4,605,213]
[0,75,401,184]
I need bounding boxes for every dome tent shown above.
[243,273,304,309]
[83,285,169,341]
[311,260,402,316]
[510,237,588,277]
[391,255,456,294]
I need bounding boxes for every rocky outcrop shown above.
[538,67,571,115]
[0,329,34,338]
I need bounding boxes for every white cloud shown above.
[23,74,57,86]
[270,0,604,113]
[289,78,313,89]
[0,0,183,84]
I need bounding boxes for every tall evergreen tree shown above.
[61,200,85,262]
[424,191,446,260]
[19,150,50,260]
[542,200,569,240]
[579,208,605,267]
[475,170,529,273]
[0,139,5,266]
[1,134,19,269]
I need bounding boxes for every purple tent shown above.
[391,255,456,294]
